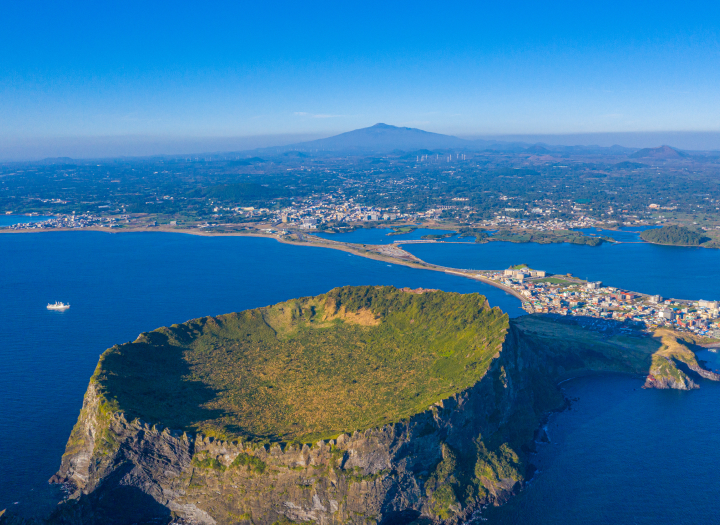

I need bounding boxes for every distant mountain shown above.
[243,124,679,158]
[281,123,471,152]
[629,145,689,159]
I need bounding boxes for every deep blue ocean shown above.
[1,230,720,523]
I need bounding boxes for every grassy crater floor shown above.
[91,286,509,443]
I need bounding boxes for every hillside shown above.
[86,286,508,443]
[640,225,710,246]
[629,145,689,159]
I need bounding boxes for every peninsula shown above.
[9,286,716,525]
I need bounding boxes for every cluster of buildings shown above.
[273,200,412,229]
[484,268,720,337]
[2,213,123,230]
[266,193,609,232]
[479,215,601,231]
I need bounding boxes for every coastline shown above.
[2,225,717,313]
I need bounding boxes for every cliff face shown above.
[642,330,720,390]
[48,321,562,525]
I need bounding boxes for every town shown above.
[3,212,128,230]
[482,266,720,339]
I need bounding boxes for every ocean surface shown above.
[0,215,54,226]
[0,231,521,515]
[485,352,720,525]
[396,228,720,301]
[1,230,720,523]
[317,226,720,300]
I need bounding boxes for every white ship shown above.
[47,301,70,311]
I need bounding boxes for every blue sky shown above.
[1,0,719,154]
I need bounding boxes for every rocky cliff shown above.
[47,317,562,525]
[643,330,720,390]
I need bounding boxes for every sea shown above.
[320,226,720,301]
[1,229,720,523]
[0,215,55,227]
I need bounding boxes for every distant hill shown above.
[640,225,709,246]
[524,144,550,154]
[286,123,471,152]
[629,145,689,159]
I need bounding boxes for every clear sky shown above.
[2,0,719,156]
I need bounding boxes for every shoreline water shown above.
[1,225,716,309]
[0,226,529,301]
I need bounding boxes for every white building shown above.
[660,309,675,320]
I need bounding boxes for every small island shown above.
[640,225,712,247]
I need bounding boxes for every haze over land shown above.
[4,128,720,162]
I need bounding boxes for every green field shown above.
[534,277,575,285]
[91,286,508,443]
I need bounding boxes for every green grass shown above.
[511,315,657,375]
[90,286,508,443]
[534,277,573,285]
[231,453,267,473]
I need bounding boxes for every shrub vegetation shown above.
[90,286,508,443]
[640,225,709,246]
